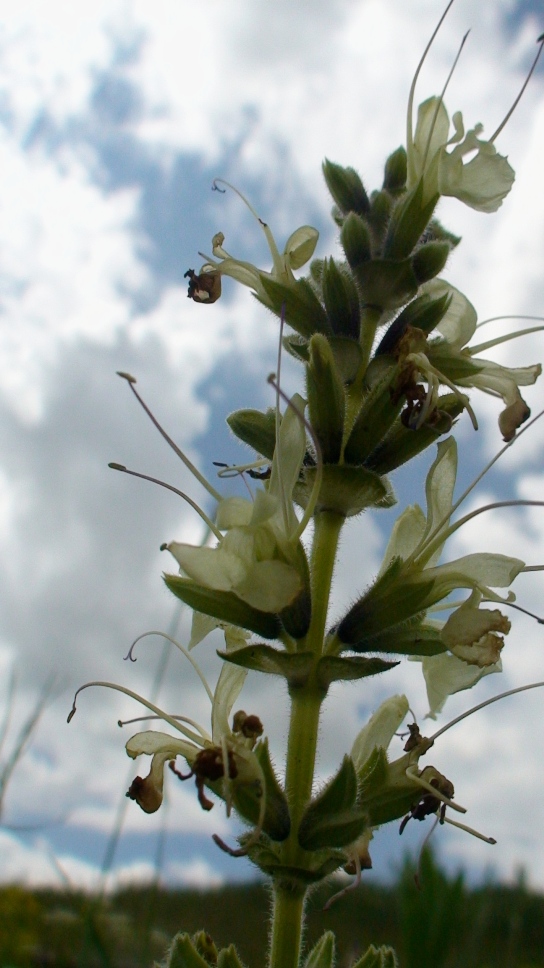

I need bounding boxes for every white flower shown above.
[395,281,541,439]
[165,393,308,613]
[418,651,502,720]
[407,96,515,212]
[188,182,318,303]
[126,660,263,816]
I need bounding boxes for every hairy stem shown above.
[268,510,344,968]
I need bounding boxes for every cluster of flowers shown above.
[71,10,544,924]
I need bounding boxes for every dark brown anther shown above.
[232,710,264,742]
[184,268,221,304]
[399,769,454,834]
[404,722,424,752]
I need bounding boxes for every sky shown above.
[1,0,544,898]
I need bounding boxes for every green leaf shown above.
[316,655,399,688]
[163,933,210,968]
[350,944,399,968]
[218,645,314,689]
[258,276,331,339]
[303,931,336,968]
[164,576,282,640]
[226,407,276,460]
[217,946,245,968]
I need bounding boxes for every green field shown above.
[2,851,544,968]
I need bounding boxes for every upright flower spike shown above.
[165,393,309,614]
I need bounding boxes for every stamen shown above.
[490,34,544,143]
[323,854,362,911]
[108,464,222,539]
[502,599,544,625]
[414,815,440,890]
[476,314,544,332]
[421,31,470,174]
[407,0,457,164]
[405,405,544,567]
[418,498,544,567]
[67,681,207,746]
[442,814,496,844]
[118,713,210,739]
[429,680,544,743]
[124,631,214,703]
[405,765,466,814]
[116,372,222,503]
[211,178,284,276]
[469,324,544,355]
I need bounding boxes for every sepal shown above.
[232,738,291,841]
[302,931,336,968]
[258,276,330,339]
[336,559,435,643]
[383,146,407,194]
[340,212,372,269]
[412,241,451,284]
[217,947,245,968]
[321,258,361,338]
[322,159,370,216]
[298,756,369,850]
[332,623,446,658]
[343,362,402,464]
[383,182,438,259]
[353,258,419,311]
[162,932,214,968]
[374,291,452,356]
[364,393,465,474]
[227,408,276,460]
[295,465,393,517]
[164,576,282,639]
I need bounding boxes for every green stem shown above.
[268,510,344,968]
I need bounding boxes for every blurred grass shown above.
[2,850,544,968]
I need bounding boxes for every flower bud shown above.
[321,257,360,339]
[340,212,372,268]
[412,240,451,284]
[322,159,370,216]
[383,146,408,194]
[306,334,346,463]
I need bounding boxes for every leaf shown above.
[218,645,314,689]
[299,756,370,850]
[316,656,399,688]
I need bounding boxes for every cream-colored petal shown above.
[211,663,247,744]
[235,559,302,611]
[167,542,248,591]
[284,225,319,270]
[419,652,502,718]
[351,695,409,774]
[216,497,254,530]
[378,505,426,574]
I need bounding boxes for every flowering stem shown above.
[268,510,344,968]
